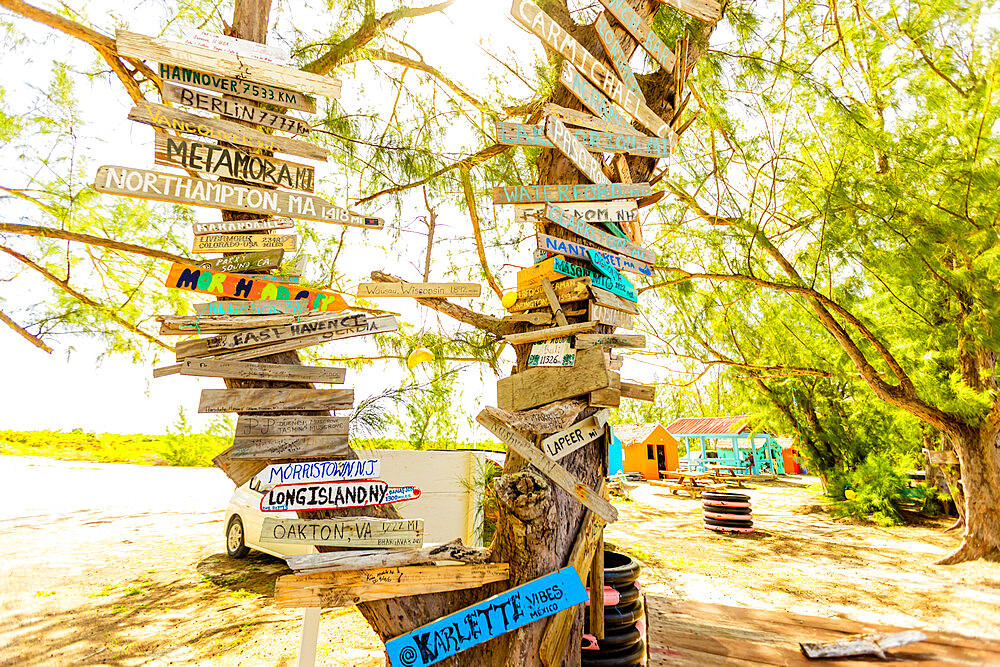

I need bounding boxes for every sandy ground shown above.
[2,457,999,665]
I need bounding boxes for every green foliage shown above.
[828,452,913,526]
[157,409,231,467]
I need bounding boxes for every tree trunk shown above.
[937,424,1000,563]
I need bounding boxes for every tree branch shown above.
[0,244,171,351]
[0,222,188,264]
[0,308,52,353]
[460,167,504,301]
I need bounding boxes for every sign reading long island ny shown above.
[261,480,420,512]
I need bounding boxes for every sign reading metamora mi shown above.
[94,166,384,230]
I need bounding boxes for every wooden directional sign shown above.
[385,566,587,667]
[155,134,314,193]
[176,312,368,358]
[621,382,655,402]
[497,122,670,159]
[492,182,650,205]
[193,249,284,273]
[254,457,377,486]
[232,435,350,460]
[597,0,676,71]
[518,257,637,302]
[275,563,508,610]
[511,1,670,138]
[180,28,291,65]
[575,334,645,349]
[546,203,654,263]
[260,517,423,548]
[661,0,723,22]
[116,30,342,99]
[504,321,597,346]
[232,273,300,284]
[536,233,651,277]
[181,359,345,383]
[130,102,326,161]
[544,103,640,136]
[478,408,618,523]
[595,13,644,101]
[164,263,350,311]
[237,415,350,438]
[495,347,613,412]
[161,83,309,136]
[198,388,354,413]
[261,480,420,512]
[559,61,635,133]
[192,233,296,253]
[158,63,316,113]
[96,167,384,230]
[541,413,608,460]
[192,299,307,316]
[590,303,634,329]
[545,115,610,185]
[509,277,591,312]
[356,282,482,298]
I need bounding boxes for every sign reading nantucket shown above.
[536,233,651,277]
[546,203,654,264]
[95,166,384,230]
[164,262,349,312]
[356,283,482,298]
[385,567,588,667]
[261,480,420,512]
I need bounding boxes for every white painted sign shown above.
[261,481,420,512]
[254,459,380,487]
[528,336,576,367]
[541,411,609,460]
[180,28,292,65]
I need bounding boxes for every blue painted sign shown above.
[552,256,637,302]
[385,567,587,667]
[537,234,651,277]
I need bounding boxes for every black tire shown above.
[704,517,754,528]
[611,582,639,607]
[581,639,645,666]
[702,491,750,502]
[702,504,752,514]
[226,515,250,558]
[591,625,641,649]
[602,551,640,586]
[588,599,644,631]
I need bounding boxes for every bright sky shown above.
[0,0,674,436]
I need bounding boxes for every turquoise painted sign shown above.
[552,256,637,302]
[385,567,587,667]
[537,234,651,277]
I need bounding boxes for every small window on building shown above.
[647,444,654,459]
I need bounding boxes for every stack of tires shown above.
[703,491,753,533]
[582,550,644,667]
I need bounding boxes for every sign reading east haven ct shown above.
[94,166,384,230]
[164,263,349,312]
[260,517,424,548]
[385,567,588,667]
[261,481,420,512]
[254,459,379,486]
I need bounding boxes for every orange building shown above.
[615,423,681,480]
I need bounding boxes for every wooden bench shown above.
[652,482,727,498]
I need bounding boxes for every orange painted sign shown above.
[164,262,348,312]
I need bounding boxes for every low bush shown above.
[827,452,912,526]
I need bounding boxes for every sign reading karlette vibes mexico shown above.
[164,262,349,312]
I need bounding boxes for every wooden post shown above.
[589,531,605,639]
[296,607,321,667]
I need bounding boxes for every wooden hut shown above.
[666,416,785,475]
[615,423,681,480]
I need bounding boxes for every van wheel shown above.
[227,516,250,558]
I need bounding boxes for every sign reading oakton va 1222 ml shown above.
[385,567,588,667]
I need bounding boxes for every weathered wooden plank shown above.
[261,480,419,511]
[508,277,592,313]
[236,415,350,437]
[558,60,637,134]
[543,103,640,136]
[492,181,650,205]
[517,199,637,228]
[496,346,612,412]
[191,249,285,273]
[175,312,367,358]
[158,63,316,113]
[541,412,608,460]
[179,28,291,65]
[197,388,353,413]
[260,517,423,548]
[501,312,553,326]
[191,233,296,253]
[162,262,349,312]
[590,529,606,639]
[162,84,310,136]
[497,122,670,159]
[254,458,377,485]
[155,134,314,193]
[518,257,637,303]
[546,203,654,263]
[589,303,634,329]
[95,166,384,230]
[590,284,640,314]
[181,359,345,383]
[658,0,722,23]
[536,233,651,277]
[598,0,677,71]
[545,115,611,185]
[511,1,670,138]
[800,631,927,659]
[386,566,585,666]
[575,334,646,349]
[503,320,597,346]
[287,539,490,573]
[130,102,326,161]
[620,382,655,402]
[116,29,342,99]
[191,299,307,316]
[478,409,618,524]
[212,446,267,487]
[589,369,622,408]
[231,435,350,460]
[540,277,570,327]
[356,282,482,298]
[595,12,644,102]
[275,563,509,610]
